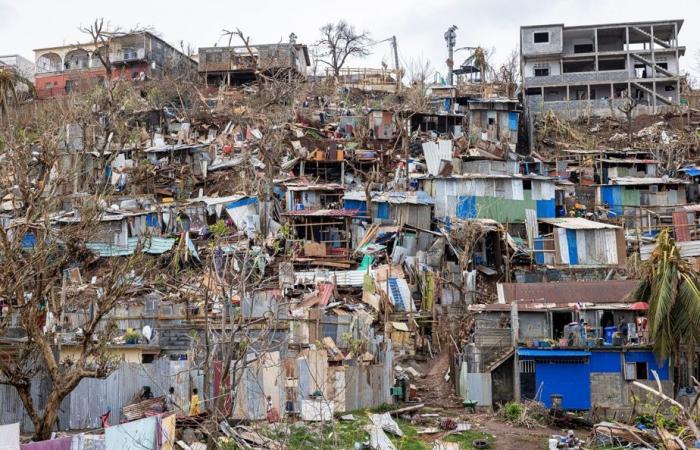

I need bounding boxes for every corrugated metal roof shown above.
[343,190,434,205]
[609,176,689,185]
[518,349,590,357]
[539,218,620,230]
[294,269,367,287]
[422,140,453,176]
[187,194,249,206]
[285,183,345,192]
[86,237,176,257]
[144,143,207,153]
[641,240,700,260]
[282,209,359,217]
[498,280,639,305]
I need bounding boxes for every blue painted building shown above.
[518,348,669,410]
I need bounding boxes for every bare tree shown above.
[618,94,638,146]
[0,97,149,440]
[316,20,371,78]
[495,48,520,98]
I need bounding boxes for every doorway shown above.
[552,311,573,340]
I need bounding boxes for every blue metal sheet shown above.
[225,197,258,209]
[508,112,519,131]
[535,360,591,409]
[566,229,578,265]
[21,232,36,249]
[536,199,556,218]
[534,238,545,265]
[86,237,176,257]
[456,195,477,219]
[376,203,389,219]
[343,199,367,214]
[518,349,591,357]
[601,186,623,216]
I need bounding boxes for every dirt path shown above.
[474,415,563,450]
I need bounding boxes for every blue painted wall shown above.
[589,351,622,373]
[536,199,556,218]
[625,351,670,379]
[376,203,390,220]
[600,186,623,216]
[535,360,591,410]
[534,238,545,265]
[343,199,367,214]
[566,229,579,265]
[526,350,667,411]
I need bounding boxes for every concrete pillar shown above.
[566,85,570,101]
[625,27,631,79]
[594,28,599,71]
[511,301,520,402]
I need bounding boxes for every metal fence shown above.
[0,358,203,432]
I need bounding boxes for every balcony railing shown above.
[110,48,146,63]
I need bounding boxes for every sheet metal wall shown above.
[0,359,203,432]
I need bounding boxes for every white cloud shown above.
[1,0,698,78]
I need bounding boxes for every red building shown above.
[34,31,196,99]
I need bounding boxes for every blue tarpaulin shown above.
[456,195,477,219]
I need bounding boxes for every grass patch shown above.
[443,430,495,449]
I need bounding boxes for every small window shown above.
[534,67,549,77]
[142,354,155,364]
[624,361,648,380]
[574,44,594,54]
[534,32,550,43]
[525,88,542,96]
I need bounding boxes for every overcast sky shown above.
[1,0,699,81]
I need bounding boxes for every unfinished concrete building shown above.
[521,19,685,138]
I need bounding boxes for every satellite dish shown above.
[142,325,152,342]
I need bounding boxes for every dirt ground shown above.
[475,415,564,450]
[407,353,568,450]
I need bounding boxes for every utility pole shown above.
[444,25,458,86]
[390,35,401,92]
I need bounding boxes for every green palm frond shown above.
[636,228,700,361]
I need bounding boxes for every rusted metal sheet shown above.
[672,211,691,242]
[497,279,639,306]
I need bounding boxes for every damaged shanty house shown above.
[462,280,668,415]
[198,39,310,86]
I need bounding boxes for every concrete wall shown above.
[527,96,678,120]
[521,26,564,56]
[562,29,595,54]
[518,312,549,341]
[523,58,561,78]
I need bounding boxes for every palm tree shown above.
[633,228,700,388]
[0,67,35,117]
